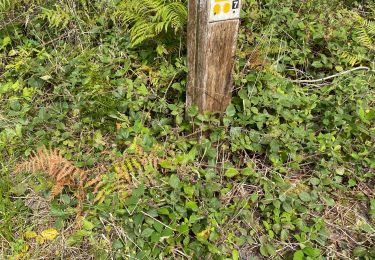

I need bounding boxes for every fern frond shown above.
[0,0,11,11]
[91,144,162,204]
[39,5,71,29]
[338,50,365,66]
[346,10,375,51]
[15,147,86,199]
[129,22,156,46]
[355,28,374,50]
[363,19,375,35]
[114,0,187,47]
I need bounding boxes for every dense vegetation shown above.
[1,0,374,259]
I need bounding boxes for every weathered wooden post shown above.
[187,0,241,113]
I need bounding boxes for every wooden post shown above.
[187,0,241,113]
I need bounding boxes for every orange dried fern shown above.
[15,147,87,200]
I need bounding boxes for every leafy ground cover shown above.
[1,0,374,259]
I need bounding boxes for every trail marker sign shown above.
[209,0,241,22]
[187,0,241,113]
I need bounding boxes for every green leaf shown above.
[251,193,258,203]
[360,223,375,233]
[112,239,123,250]
[187,105,199,117]
[183,185,195,197]
[335,167,345,176]
[309,177,320,186]
[157,207,170,215]
[353,246,368,257]
[322,196,335,206]
[260,243,276,256]
[226,104,236,117]
[177,224,189,234]
[10,183,28,196]
[60,194,71,205]
[160,160,174,169]
[299,192,311,202]
[169,174,180,189]
[312,61,323,68]
[150,232,161,243]
[303,247,320,257]
[141,228,154,238]
[82,219,95,231]
[186,201,199,211]
[1,36,11,50]
[241,167,255,176]
[348,179,356,187]
[265,244,276,256]
[282,202,293,213]
[293,250,304,260]
[153,221,163,233]
[232,249,239,260]
[225,168,239,178]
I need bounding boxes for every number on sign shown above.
[232,0,239,9]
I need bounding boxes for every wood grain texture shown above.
[205,20,239,112]
[186,0,198,108]
[187,0,239,113]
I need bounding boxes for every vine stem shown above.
[290,66,375,84]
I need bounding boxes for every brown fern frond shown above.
[15,147,109,221]
[15,147,85,199]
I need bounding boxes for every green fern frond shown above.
[338,50,365,66]
[129,22,156,46]
[114,0,187,47]
[0,0,11,11]
[92,144,162,204]
[1,0,47,12]
[39,5,71,28]
[346,10,375,51]
[355,28,374,50]
[362,19,375,35]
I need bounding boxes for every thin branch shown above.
[290,66,375,84]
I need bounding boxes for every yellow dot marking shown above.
[213,4,221,15]
[223,3,231,13]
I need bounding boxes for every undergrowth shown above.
[1,0,374,259]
